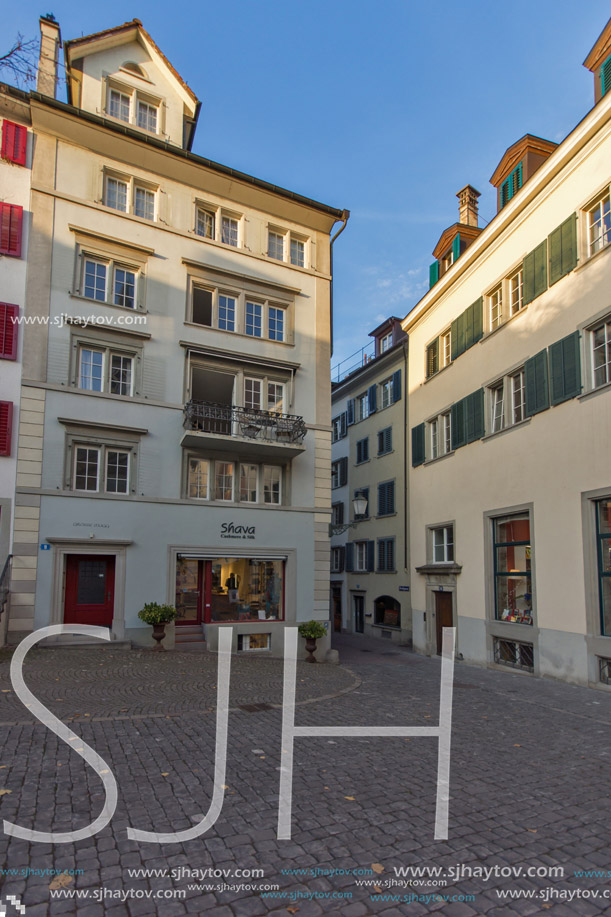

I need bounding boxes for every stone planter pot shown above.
[304,637,318,663]
[152,622,167,651]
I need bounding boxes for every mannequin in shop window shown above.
[225,572,240,603]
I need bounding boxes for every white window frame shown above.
[490,381,505,433]
[103,171,158,222]
[239,463,259,503]
[591,317,611,389]
[380,378,393,410]
[73,445,131,494]
[356,392,369,422]
[77,346,135,397]
[245,300,263,338]
[486,367,526,433]
[106,80,162,135]
[263,465,282,505]
[81,255,139,310]
[430,418,439,459]
[488,285,503,332]
[432,525,454,564]
[268,229,284,261]
[440,329,452,367]
[355,541,368,573]
[587,188,611,257]
[188,280,289,343]
[266,225,309,267]
[380,332,393,353]
[509,268,524,316]
[188,457,210,500]
[511,369,526,423]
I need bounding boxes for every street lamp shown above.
[328,495,368,537]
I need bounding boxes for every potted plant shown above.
[138,602,178,651]
[298,619,328,663]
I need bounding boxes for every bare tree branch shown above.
[0,34,39,87]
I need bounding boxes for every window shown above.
[104,173,157,221]
[493,637,534,672]
[377,538,395,572]
[245,301,263,337]
[81,257,138,310]
[0,401,13,456]
[509,268,523,316]
[188,458,209,499]
[511,369,525,424]
[196,207,215,239]
[188,557,284,622]
[490,381,504,433]
[377,426,392,455]
[268,231,284,260]
[331,546,344,574]
[489,285,503,331]
[500,162,523,208]
[218,295,236,331]
[331,502,344,526]
[1,119,27,165]
[356,391,369,422]
[215,461,234,501]
[596,499,611,635]
[377,481,395,516]
[354,488,369,520]
[73,446,130,494]
[430,418,439,459]
[331,457,347,489]
[244,377,262,411]
[442,411,451,454]
[426,339,439,378]
[355,541,368,573]
[221,215,238,246]
[109,89,130,122]
[441,329,451,367]
[137,100,158,133]
[356,437,369,464]
[290,236,305,267]
[238,634,271,652]
[380,332,393,353]
[588,192,611,256]
[77,347,135,397]
[267,382,284,413]
[380,378,393,409]
[0,303,19,360]
[592,318,611,388]
[0,203,23,257]
[374,595,400,627]
[332,413,348,443]
[493,513,533,625]
[423,411,451,462]
[263,465,281,504]
[240,463,258,502]
[432,525,454,564]
[269,306,285,342]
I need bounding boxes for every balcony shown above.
[182,400,307,460]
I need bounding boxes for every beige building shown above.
[330,318,411,643]
[2,16,348,656]
[404,18,611,686]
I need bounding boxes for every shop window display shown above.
[493,514,533,625]
[175,556,284,624]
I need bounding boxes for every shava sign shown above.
[220,522,255,540]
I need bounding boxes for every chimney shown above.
[457,185,480,227]
[37,14,61,98]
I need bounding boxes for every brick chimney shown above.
[37,14,61,98]
[457,185,480,227]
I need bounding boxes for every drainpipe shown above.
[329,210,350,357]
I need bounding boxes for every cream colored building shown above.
[404,18,611,686]
[330,318,411,643]
[4,17,348,656]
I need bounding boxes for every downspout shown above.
[329,210,350,357]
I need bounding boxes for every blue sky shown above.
[4,1,610,371]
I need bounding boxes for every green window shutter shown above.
[451,398,466,450]
[549,214,578,286]
[453,310,466,358]
[452,233,461,262]
[523,250,536,304]
[411,423,425,467]
[525,349,550,416]
[426,339,439,377]
[367,541,375,572]
[429,260,439,288]
[465,389,484,443]
[451,316,460,360]
[602,55,611,97]
[345,543,354,572]
[549,331,581,405]
[392,369,402,403]
[470,297,483,345]
[523,241,548,304]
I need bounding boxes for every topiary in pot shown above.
[297,619,328,663]
[138,602,178,651]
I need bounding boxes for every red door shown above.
[64,555,115,626]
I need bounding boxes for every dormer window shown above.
[109,89,130,122]
[380,332,393,353]
[500,163,523,208]
[105,80,161,135]
[137,100,158,133]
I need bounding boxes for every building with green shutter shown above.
[403,16,611,686]
[330,318,410,644]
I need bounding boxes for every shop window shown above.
[374,595,400,628]
[210,559,284,622]
[596,499,611,635]
[493,513,533,625]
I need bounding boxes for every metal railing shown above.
[331,341,376,383]
[183,401,307,444]
[0,554,12,622]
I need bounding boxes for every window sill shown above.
[578,380,611,402]
[69,293,146,314]
[481,417,531,442]
[424,450,455,467]
[376,512,397,520]
[480,305,528,343]
[424,361,454,385]
[415,563,462,575]
[574,239,611,274]
[183,321,294,348]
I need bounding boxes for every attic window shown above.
[122,61,146,78]
[500,163,523,209]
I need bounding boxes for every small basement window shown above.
[493,637,533,672]
[238,633,271,652]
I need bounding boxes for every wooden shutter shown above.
[337,546,345,573]
[378,426,392,454]
[602,55,611,97]
[0,204,23,257]
[0,303,19,360]
[452,233,461,262]
[345,543,354,572]
[468,297,483,347]
[465,389,484,443]
[548,214,577,286]
[426,339,439,377]
[2,120,27,166]
[525,349,550,416]
[346,399,355,426]
[429,260,439,288]
[368,383,377,414]
[451,398,466,450]
[0,402,13,456]
[523,240,548,304]
[339,456,348,486]
[451,315,461,360]
[411,423,425,466]
[367,541,375,573]
[340,412,347,438]
[549,331,581,405]
[392,369,402,402]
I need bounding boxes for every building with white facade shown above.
[3,17,348,656]
[404,17,611,686]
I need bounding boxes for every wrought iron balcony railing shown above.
[183,400,307,444]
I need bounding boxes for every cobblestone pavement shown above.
[0,632,610,916]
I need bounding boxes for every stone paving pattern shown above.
[0,633,609,915]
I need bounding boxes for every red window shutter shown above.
[0,303,19,360]
[0,402,13,457]
[1,120,27,166]
[0,203,23,257]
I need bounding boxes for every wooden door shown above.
[435,591,453,655]
[64,555,115,627]
[354,594,364,633]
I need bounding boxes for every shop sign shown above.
[220,522,255,540]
